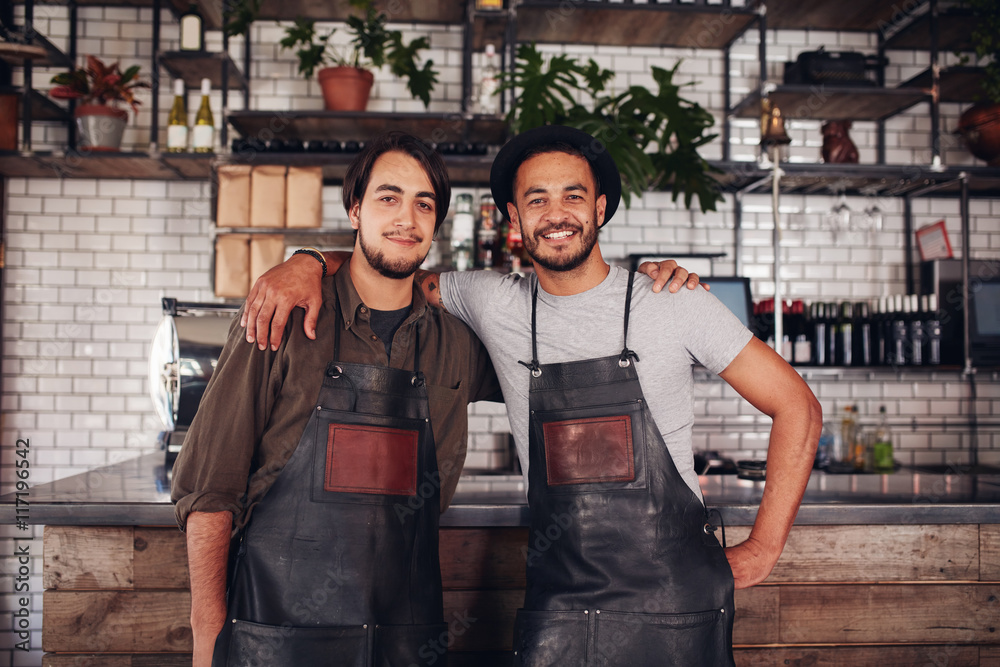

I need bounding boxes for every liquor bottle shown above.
[192,78,214,153]
[874,296,888,365]
[890,294,908,367]
[826,303,837,367]
[840,405,857,466]
[815,421,834,470]
[835,301,853,366]
[179,3,205,51]
[872,406,894,473]
[475,194,498,268]
[507,218,528,273]
[477,44,500,116]
[811,302,828,366]
[925,293,942,365]
[166,79,188,153]
[854,300,873,366]
[908,293,925,366]
[450,194,475,271]
[791,300,811,365]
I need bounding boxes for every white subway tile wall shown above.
[2,7,1000,663]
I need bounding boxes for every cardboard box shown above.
[216,164,252,228]
[285,166,323,228]
[250,165,287,227]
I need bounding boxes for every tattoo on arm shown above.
[415,270,447,313]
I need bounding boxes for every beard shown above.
[356,218,428,280]
[520,209,600,272]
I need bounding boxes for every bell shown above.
[760,99,791,146]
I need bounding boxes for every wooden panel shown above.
[733,86,927,121]
[734,645,981,666]
[765,0,900,31]
[733,586,779,645]
[42,591,192,652]
[44,655,191,667]
[982,646,1000,662]
[443,589,522,653]
[515,3,756,49]
[440,527,528,590]
[134,528,189,589]
[43,526,133,591]
[727,524,980,582]
[982,524,1000,581]
[883,10,977,51]
[777,584,1000,644]
[255,0,463,24]
[159,51,247,91]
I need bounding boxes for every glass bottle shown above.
[872,405,894,473]
[192,78,214,153]
[475,194,498,269]
[925,293,942,365]
[477,44,500,116]
[450,194,475,271]
[841,405,857,466]
[166,79,188,153]
[179,3,205,51]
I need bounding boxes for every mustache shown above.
[382,231,424,243]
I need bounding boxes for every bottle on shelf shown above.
[450,194,475,271]
[166,79,188,153]
[475,194,498,269]
[872,405,894,473]
[835,301,854,366]
[507,218,528,273]
[179,3,205,51]
[853,300,873,366]
[874,296,888,366]
[192,78,214,153]
[815,421,834,470]
[791,300,811,365]
[477,44,501,116]
[811,302,828,366]
[890,294,908,368]
[841,405,858,467]
[924,293,942,365]
[908,293,925,366]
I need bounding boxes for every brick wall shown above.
[2,5,1000,664]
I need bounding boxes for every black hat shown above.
[490,125,621,227]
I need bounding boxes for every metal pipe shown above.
[723,45,731,162]
[734,193,743,277]
[771,143,782,356]
[151,0,161,152]
[929,0,941,167]
[960,172,970,374]
[903,196,914,294]
[22,0,33,152]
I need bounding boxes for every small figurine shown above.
[821,120,859,164]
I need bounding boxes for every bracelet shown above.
[292,247,327,278]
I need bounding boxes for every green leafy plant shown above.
[502,43,722,213]
[48,55,150,115]
[223,0,263,38]
[279,0,438,108]
[965,0,1000,104]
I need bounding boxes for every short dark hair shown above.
[511,141,603,203]
[342,131,451,231]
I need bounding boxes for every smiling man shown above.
[171,132,503,667]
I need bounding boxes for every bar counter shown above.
[3,453,999,666]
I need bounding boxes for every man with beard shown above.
[242,126,810,666]
[171,132,506,667]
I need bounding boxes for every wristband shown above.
[292,247,327,278]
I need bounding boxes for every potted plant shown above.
[502,43,722,213]
[48,55,148,151]
[279,0,438,112]
[956,0,1000,165]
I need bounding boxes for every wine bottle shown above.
[811,302,827,366]
[192,78,214,153]
[908,293,925,366]
[477,44,500,116]
[475,194,498,269]
[925,293,942,365]
[836,301,854,366]
[166,79,188,153]
[451,194,474,271]
[179,3,204,51]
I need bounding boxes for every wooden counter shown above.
[4,454,999,666]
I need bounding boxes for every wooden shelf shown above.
[471,10,508,52]
[711,161,1000,197]
[0,31,72,68]
[899,66,987,105]
[512,2,757,49]
[20,0,218,28]
[227,110,508,145]
[883,9,977,52]
[159,51,246,91]
[0,150,214,180]
[763,0,905,31]
[217,151,495,186]
[254,0,463,24]
[0,87,69,122]
[732,85,927,121]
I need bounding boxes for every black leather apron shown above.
[512,273,735,667]
[213,303,447,667]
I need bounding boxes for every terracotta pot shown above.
[956,102,1000,166]
[74,104,129,151]
[317,67,375,112]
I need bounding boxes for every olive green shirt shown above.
[171,262,501,532]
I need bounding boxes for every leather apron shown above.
[512,273,735,667]
[213,302,447,667]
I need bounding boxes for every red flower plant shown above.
[49,55,150,116]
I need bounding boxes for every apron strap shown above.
[619,271,640,367]
[517,282,542,377]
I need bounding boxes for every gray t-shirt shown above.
[441,265,753,500]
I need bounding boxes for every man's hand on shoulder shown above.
[241,251,348,351]
[638,260,709,294]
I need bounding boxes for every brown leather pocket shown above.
[324,423,418,495]
[543,415,634,485]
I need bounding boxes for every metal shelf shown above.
[512,1,756,49]
[159,51,246,91]
[0,150,214,180]
[883,8,977,52]
[732,85,928,121]
[0,86,69,122]
[762,0,908,31]
[0,31,71,68]
[899,66,987,105]
[253,0,463,24]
